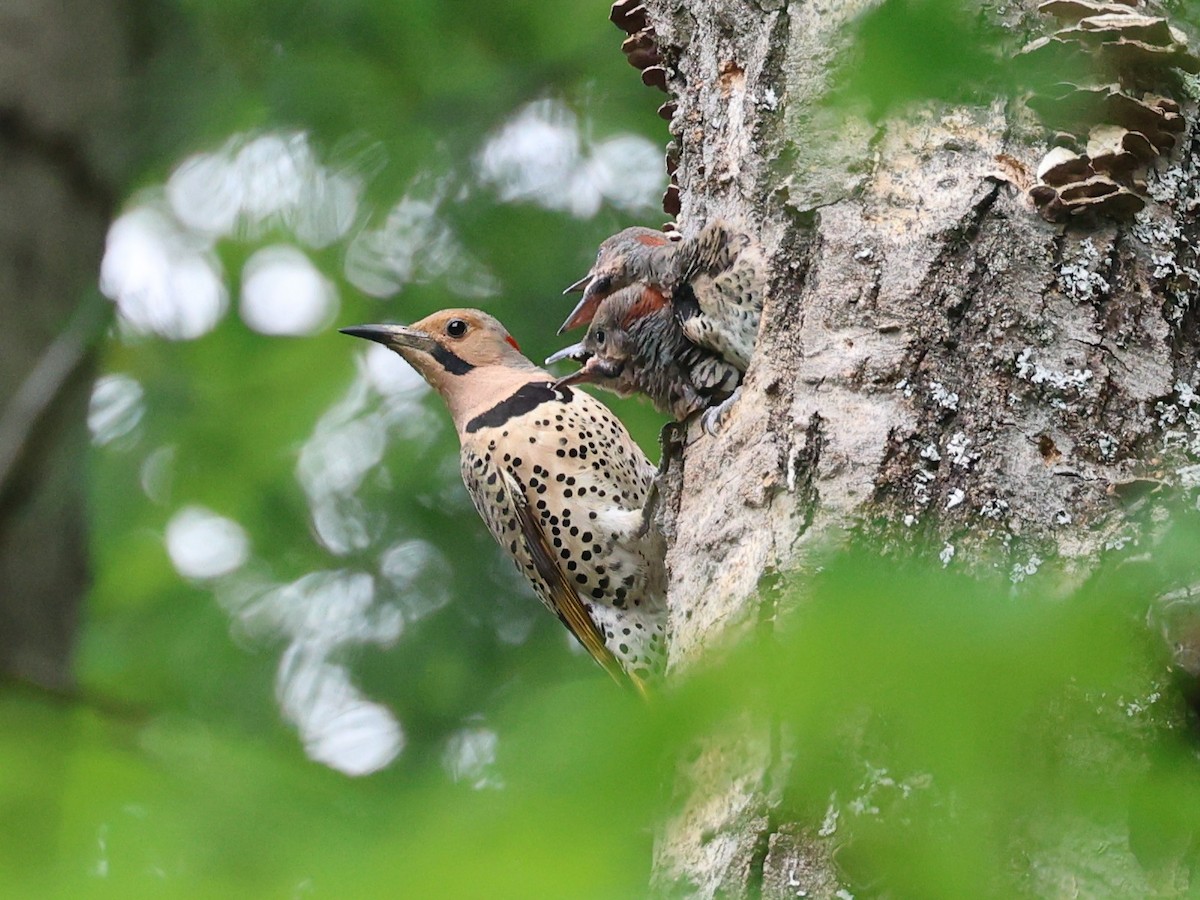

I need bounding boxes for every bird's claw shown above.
[701,390,739,437]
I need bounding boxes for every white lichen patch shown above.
[1097,431,1118,461]
[1056,238,1110,302]
[1104,533,1133,552]
[945,489,965,510]
[912,468,934,507]
[818,796,840,837]
[1132,211,1183,249]
[929,381,959,411]
[1146,165,1187,203]
[945,431,979,469]
[980,497,1010,520]
[939,542,956,566]
[1130,210,1200,323]
[1010,553,1043,583]
[1118,687,1162,718]
[1014,348,1094,409]
[845,763,932,819]
[1178,464,1200,488]
[1015,348,1093,392]
[1157,379,1200,457]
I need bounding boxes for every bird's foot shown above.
[701,387,741,437]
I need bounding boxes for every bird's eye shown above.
[446,319,468,338]
[593,329,606,346]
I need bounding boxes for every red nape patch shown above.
[622,286,668,326]
[635,233,670,246]
[505,335,521,352]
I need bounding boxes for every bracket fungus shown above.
[610,0,669,95]
[1029,144,1146,221]
[609,0,678,218]
[1023,1,1199,221]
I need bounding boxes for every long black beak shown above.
[339,324,437,354]
[339,325,394,345]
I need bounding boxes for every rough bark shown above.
[645,0,1200,895]
[0,1,126,689]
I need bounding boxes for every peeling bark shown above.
[642,0,1200,895]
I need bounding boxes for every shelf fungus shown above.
[609,0,677,218]
[1023,1,1198,221]
[1029,144,1146,221]
[610,0,670,95]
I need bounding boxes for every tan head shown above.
[341,309,543,430]
[559,227,674,334]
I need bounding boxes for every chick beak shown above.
[557,294,604,335]
[552,355,622,389]
[562,274,592,295]
[544,341,588,367]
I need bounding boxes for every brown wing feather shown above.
[502,470,647,697]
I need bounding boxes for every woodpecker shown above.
[560,221,766,373]
[672,221,766,372]
[341,309,666,694]
[560,227,679,334]
[546,283,740,423]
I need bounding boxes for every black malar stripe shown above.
[432,344,474,375]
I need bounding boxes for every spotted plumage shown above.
[341,309,666,693]
[559,220,765,375]
[546,283,740,421]
[672,222,766,371]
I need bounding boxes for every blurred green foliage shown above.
[831,0,1013,118]
[9,530,1200,896]
[826,0,1101,119]
[5,0,1200,896]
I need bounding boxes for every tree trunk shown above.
[0,1,127,689]
[642,0,1200,895]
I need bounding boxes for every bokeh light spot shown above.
[88,373,145,446]
[100,203,228,340]
[240,245,338,337]
[165,506,250,580]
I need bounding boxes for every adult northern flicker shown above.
[340,309,666,693]
[560,220,766,374]
[546,283,740,422]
